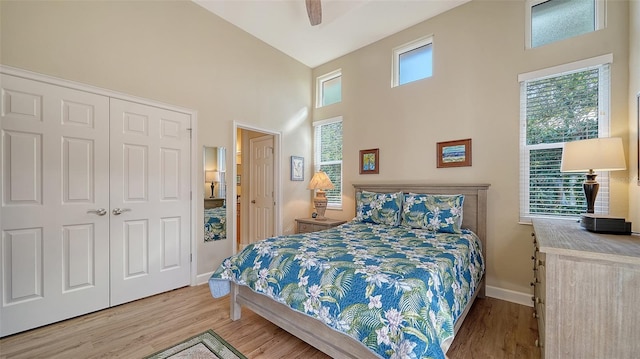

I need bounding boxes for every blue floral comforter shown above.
[204,207,226,241]
[209,221,484,359]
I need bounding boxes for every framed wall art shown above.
[359,148,379,174]
[291,156,304,181]
[437,138,472,168]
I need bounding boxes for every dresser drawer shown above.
[296,218,347,234]
[531,230,546,355]
[298,222,320,233]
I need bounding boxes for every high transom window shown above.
[316,69,341,108]
[392,36,433,87]
[526,0,605,48]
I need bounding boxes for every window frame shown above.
[315,69,342,108]
[525,0,606,49]
[312,116,343,209]
[391,35,433,87]
[518,54,613,222]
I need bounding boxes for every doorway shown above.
[234,125,281,252]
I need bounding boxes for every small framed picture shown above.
[359,148,379,174]
[291,156,304,181]
[437,139,472,168]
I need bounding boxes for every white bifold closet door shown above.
[109,98,191,306]
[0,74,191,336]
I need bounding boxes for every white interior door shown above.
[109,99,191,306]
[249,135,275,243]
[0,75,110,336]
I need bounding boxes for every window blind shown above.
[313,117,343,208]
[519,61,610,221]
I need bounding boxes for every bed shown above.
[204,206,227,241]
[209,183,489,358]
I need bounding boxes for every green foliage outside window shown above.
[525,68,602,216]
[316,121,343,206]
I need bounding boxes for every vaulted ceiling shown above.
[194,0,471,68]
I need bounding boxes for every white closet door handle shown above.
[87,208,108,216]
[112,208,131,215]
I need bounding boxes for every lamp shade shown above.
[307,171,334,190]
[205,170,220,183]
[561,137,626,172]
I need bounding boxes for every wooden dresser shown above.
[531,218,640,359]
[295,217,346,234]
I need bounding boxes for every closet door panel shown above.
[0,74,110,336]
[109,98,191,306]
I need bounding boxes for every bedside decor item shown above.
[560,137,626,214]
[359,148,379,174]
[307,171,334,220]
[437,139,472,168]
[291,156,304,181]
[580,214,632,235]
[205,170,220,198]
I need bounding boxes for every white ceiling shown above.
[193,0,471,68]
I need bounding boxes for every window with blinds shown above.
[519,57,611,221]
[313,117,343,208]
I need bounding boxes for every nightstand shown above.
[204,198,225,209]
[295,217,346,234]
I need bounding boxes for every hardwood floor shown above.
[0,284,540,359]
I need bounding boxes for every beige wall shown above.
[313,0,632,295]
[0,0,313,277]
[1,0,635,298]
[629,1,640,227]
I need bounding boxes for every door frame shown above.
[232,122,282,254]
[0,65,200,287]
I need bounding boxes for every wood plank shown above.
[0,284,540,359]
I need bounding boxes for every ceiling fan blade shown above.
[306,0,322,26]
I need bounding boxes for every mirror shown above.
[204,146,226,241]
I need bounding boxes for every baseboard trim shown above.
[486,285,533,307]
[196,271,214,286]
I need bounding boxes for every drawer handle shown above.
[532,297,543,304]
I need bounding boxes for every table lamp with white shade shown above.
[560,137,626,214]
[205,170,220,198]
[307,171,334,220]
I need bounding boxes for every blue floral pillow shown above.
[401,193,464,233]
[355,191,403,226]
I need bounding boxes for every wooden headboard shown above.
[352,183,490,254]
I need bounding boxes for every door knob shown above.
[251,200,256,204]
[112,208,131,215]
[87,208,107,216]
